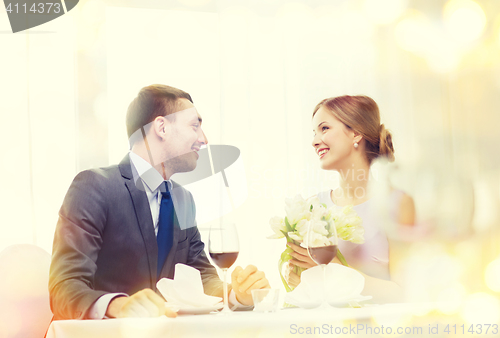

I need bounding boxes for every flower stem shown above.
[278,258,292,292]
[337,249,349,266]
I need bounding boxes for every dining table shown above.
[45,302,472,338]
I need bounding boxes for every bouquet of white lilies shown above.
[268,195,364,292]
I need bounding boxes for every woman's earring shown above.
[354,142,359,148]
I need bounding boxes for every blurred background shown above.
[1,0,500,327]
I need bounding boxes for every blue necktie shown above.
[157,181,174,279]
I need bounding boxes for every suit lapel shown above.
[119,155,158,288]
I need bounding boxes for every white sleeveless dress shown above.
[317,190,404,281]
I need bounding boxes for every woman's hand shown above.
[287,242,317,269]
[285,242,343,289]
[287,242,343,269]
[286,270,301,289]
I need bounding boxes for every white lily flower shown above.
[303,231,333,248]
[288,232,303,242]
[294,219,310,238]
[311,202,327,220]
[306,196,321,208]
[267,216,286,239]
[309,219,329,236]
[333,205,364,243]
[269,196,365,292]
[284,195,311,225]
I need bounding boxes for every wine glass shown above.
[306,221,338,308]
[208,221,239,314]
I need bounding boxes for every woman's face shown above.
[311,106,356,170]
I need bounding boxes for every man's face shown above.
[162,98,208,174]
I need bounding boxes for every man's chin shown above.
[165,153,199,174]
[175,161,198,174]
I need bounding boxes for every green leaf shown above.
[280,246,293,261]
[284,217,293,232]
[294,265,306,277]
[281,251,292,261]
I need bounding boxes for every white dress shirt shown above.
[88,152,245,318]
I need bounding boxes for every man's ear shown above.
[152,116,168,139]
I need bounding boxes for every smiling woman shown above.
[310,96,399,208]
[287,95,415,303]
[312,96,394,170]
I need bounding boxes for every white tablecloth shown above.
[46,304,427,338]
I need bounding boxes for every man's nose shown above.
[199,128,208,145]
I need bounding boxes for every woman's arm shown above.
[398,193,416,225]
[357,272,403,303]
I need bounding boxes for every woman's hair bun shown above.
[378,124,395,162]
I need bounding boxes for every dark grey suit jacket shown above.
[49,155,222,320]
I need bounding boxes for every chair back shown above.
[0,244,52,338]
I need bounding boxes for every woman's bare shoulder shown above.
[398,192,415,226]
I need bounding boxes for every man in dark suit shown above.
[49,85,269,319]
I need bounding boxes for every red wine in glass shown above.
[306,221,338,309]
[209,252,239,269]
[309,245,337,265]
[209,221,239,314]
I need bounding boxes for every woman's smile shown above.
[318,148,329,159]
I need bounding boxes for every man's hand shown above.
[106,288,177,318]
[231,265,270,306]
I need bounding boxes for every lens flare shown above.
[437,283,466,314]
[461,292,500,325]
[444,0,486,43]
[363,0,408,25]
[485,258,500,292]
[394,11,432,54]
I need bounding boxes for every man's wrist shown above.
[105,295,128,318]
[229,290,253,310]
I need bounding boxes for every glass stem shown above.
[321,264,329,308]
[223,268,229,311]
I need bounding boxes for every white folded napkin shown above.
[156,264,222,308]
[284,264,371,308]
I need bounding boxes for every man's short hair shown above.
[126,84,193,138]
